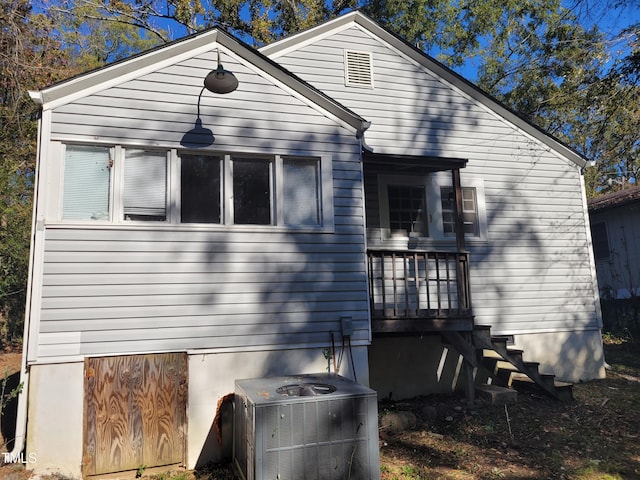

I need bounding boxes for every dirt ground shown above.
[0,340,638,480]
[376,339,640,480]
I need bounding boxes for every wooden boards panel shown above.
[83,353,187,477]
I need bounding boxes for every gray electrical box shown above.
[233,373,380,480]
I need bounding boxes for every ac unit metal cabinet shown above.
[234,373,380,480]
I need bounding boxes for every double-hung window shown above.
[440,186,479,237]
[123,149,167,221]
[232,157,272,225]
[378,173,487,243]
[180,154,222,224]
[63,145,112,221]
[282,157,321,226]
[61,144,331,230]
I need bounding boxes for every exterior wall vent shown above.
[233,373,380,480]
[345,50,374,88]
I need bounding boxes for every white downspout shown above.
[3,92,45,463]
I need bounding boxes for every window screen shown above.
[63,145,111,220]
[591,222,610,260]
[283,158,320,226]
[124,149,167,221]
[441,187,479,236]
[233,158,271,225]
[180,154,221,223]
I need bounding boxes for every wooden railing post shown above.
[452,169,472,315]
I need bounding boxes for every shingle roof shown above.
[587,185,640,211]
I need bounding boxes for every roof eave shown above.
[30,27,368,134]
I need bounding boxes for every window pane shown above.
[181,154,221,223]
[441,187,479,236]
[387,185,427,236]
[591,222,610,260]
[283,158,320,226]
[63,145,111,220]
[233,158,271,225]
[124,149,167,221]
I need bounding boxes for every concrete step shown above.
[476,384,518,405]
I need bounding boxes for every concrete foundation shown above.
[511,329,606,383]
[21,345,370,478]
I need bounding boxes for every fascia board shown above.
[33,29,223,110]
[350,14,588,168]
[30,27,369,135]
[260,11,360,59]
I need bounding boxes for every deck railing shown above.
[367,250,471,321]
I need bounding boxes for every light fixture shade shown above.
[204,64,239,94]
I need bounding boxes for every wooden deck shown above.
[368,249,473,333]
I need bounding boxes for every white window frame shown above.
[58,144,334,232]
[229,155,275,226]
[119,148,171,224]
[378,172,488,243]
[60,143,115,223]
[428,173,488,242]
[378,175,429,240]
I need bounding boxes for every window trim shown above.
[428,173,488,242]
[58,143,334,232]
[378,172,488,243]
[60,143,115,223]
[344,50,374,88]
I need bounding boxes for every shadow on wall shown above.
[368,335,468,400]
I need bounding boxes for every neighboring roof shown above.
[29,27,369,135]
[261,10,589,168]
[588,185,640,212]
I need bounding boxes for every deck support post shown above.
[452,169,470,313]
[463,331,475,406]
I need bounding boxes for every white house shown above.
[13,11,605,478]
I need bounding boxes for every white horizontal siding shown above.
[34,44,371,360]
[49,52,356,153]
[37,224,369,359]
[271,28,523,158]
[273,26,600,337]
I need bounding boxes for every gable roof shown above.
[588,185,640,212]
[29,27,369,135]
[261,10,588,168]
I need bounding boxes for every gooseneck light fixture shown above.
[204,49,239,94]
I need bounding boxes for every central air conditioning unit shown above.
[233,373,380,480]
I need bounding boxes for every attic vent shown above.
[345,50,373,88]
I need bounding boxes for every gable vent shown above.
[345,50,373,88]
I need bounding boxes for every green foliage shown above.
[363,0,639,198]
[136,465,148,478]
[45,0,166,69]
[0,0,638,349]
[0,368,23,418]
[0,0,76,348]
[148,470,192,480]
